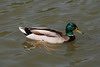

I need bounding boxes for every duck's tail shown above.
[19,27,32,35]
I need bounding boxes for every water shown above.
[0,0,100,67]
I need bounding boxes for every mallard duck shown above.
[19,22,83,44]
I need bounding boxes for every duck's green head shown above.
[66,22,83,35]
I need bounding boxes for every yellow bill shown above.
[75,28,83,34]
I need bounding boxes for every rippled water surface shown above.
[0,0,100,67]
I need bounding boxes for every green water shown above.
[0,0,100,67]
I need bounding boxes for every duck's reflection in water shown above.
[43,42,62,51]
[22,39,62,51]
[22,39,35,50]
[22,39,77,54]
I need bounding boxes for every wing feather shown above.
[30,27,63,37]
